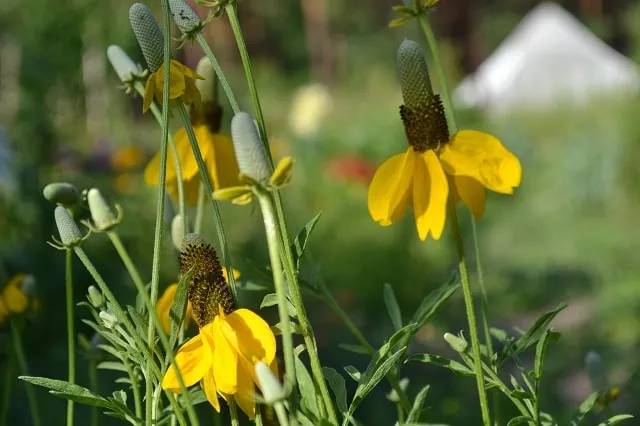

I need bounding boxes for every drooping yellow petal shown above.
[207,319,239,395]
[222,268,241,283]
[180,126,213,181]
[233,363,257,419]
[3,275,28,314]
[156,284,177,333]
[171,59,203,80]
[368,148,415,227]
[449,175,486,220]
[413,151,448,241]
[201,368,221,413]
[183,76,202,111]
[219,308,276,368]
[155,62,186,100]
[162,333,212,392]
[209,134,241,190]
[142,75,156,113]
[439,130,522,194]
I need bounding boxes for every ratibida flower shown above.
[162,234,274,418]
[368,40,521,241]
[0,274,30,325]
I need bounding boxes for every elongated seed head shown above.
[54,206,82,246]
[107,45,139,82]
[231,112,270,181]
[129,3,164,72]
[397,39,433,108]
[169,0,201,33]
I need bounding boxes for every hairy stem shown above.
[65,249,75,426]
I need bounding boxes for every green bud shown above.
[54,206,82,247]
[255,361,285,404]
[87,188,120,232]
[171,214,186,250]
[43,182,80,207]
[107,45,140,83]
[444,332,468,353]
[99,311,118,329]
[88,286,104,308]
[129,3,164,72]
[169,0,201,33]
[397,39,433,108]
[195,56,217,103]
[231,112,270,182]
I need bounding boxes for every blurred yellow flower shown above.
[111,146,146,172]
[142,60,203,113]
[162,307,276,419]
[368,96,521,241]
[157,268,240,333]
[0,274,30,324]
[144,126,241,205]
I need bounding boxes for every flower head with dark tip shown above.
[162,233,276,419]
[368,40,521,241]
[129,3,202,113]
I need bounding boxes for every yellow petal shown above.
[162,333,212,392]
[183,77,202,111]
[0,298,8,318]
[222,268,241,283]
[233,363,257,419]
[413,151,448,241]
[180,126,213,181]
[3,275,28,313]
[209,134,241,190]
[156,284,178,333]
[449,175,486,220]
[207,319,239,395]
[440,130,522,194]
[142,75,156,113]
[171,60,203,80]
[220,309,276,368]
[155,62,186,100]
[201,368,221,413]
[367,149,415,227]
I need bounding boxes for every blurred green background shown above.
[1,0,640,424]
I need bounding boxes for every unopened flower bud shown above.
[171,215,186,250]
[43,182,80,207]
[129,3,164,72]
[231,112,271,182]
[586,351,607,392]
[444,332,468,353]
[88,286,104,308]
[397,39,433,108]
[195,57,217,103]
[54,206,83,247]
[87,188,120,231]
[99,311,118,329]
[107,45,140,82]
[255,361,285,404]
[169,0,201,33]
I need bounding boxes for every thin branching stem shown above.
[195,33,240,114]
[65,249,75,426]
[10,321,41,426]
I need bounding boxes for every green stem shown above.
[72,247,192,426]
[255,190,297,409]
[449,205,491,426]
[64,249,75,426]
[229,399,240,426]
[175,101,236,297]
[10,321,41,426]
[134,81,187,236]
[123,343,142,420]
[88,360,99,426]
[273,402,289,426]
[194,33,240,114]
[106,231,199,424]
[477,358,532,418]
[0,355,14,426]
[225,4,272,164]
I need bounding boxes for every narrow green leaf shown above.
[383,283,403,331]
[406,384,430,422]
[343,365,361,382]
[349,348,406,417]
[291,212,322,270]
[569,392,599,426]
[127,306,147,338]
[260,293,297,318]
[510,390,534,401]
[96,361,127,372]
[169,265,194,346]
[323,367,348,414]
[534,330,560,381]
[19,376,114,409]
[411,275,459,328]
[338,343,371,355]
[389,16,413,28]
[598,415,634,425]
[295,351,319,417]
[405,354,474,377]
[507,416,534,426]
[379,323,418,360]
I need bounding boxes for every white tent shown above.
[453,2,640,112]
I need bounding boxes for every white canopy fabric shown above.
[453,2,640,112]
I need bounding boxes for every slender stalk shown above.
[194,33,240,114]
[449,205,491,426]
[64,249,75,426]
[123,353,142,420]
[273,403,289,426]
[229,399,240,426]
[175,101,236,297]
[108,232,146,290]
[225,4,271,163]
[255,190,297,411]
[88,360,99,426]
[134,82,187,236]
[10,321,41,426]
[194,182,205,234]
[0,356,14,426]
[72,247,193,426]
